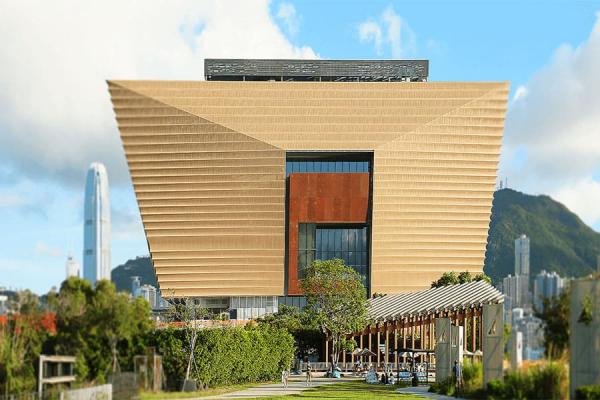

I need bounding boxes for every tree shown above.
[431,271,491,288]
[53,277,152,382]
[535,287,570,359]
[256,304,323,361]
[0,291,50,395]
[301,259,368,369]
[165,298,208,389]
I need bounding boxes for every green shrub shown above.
[462,361,483,394]
[485,362,567,400]
[429,378,455,396]
[576,384,600,400]
[150,325,295,389]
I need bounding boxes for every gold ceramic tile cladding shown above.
[108,80,509,297]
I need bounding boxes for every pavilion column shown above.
[325,337,329,367]
[462,312,467,351]
[478,309,483,351]
[429,316,434,349]
[342,337,347,367]
[471,310,476,352]
[409,317,414,349]
[351,334,355,364]
[402,319,407,364]
[394,323,399,367]
[368,328,372,364]
[376,325,381,368]
[385,323,389,368]
[420,316,424,350]
[424,317,429,350]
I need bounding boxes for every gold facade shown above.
[108,80,509,297]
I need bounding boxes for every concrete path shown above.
[397,385,463,399]
[201,376,357,399]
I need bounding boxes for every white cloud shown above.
[34,241,63,258]
[358,21,383,55]
[500,12,600,228]
[358,6,415,58]
[551,178,600,226]
[511,85,528,104]
[277,2,300,36]
[0,0,317,188]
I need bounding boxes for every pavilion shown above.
[326,280,504,370]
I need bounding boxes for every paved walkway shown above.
[201,376,357,399]
[397,385,463,399]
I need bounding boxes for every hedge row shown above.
[149,325,295,389]
[576,384,600,400]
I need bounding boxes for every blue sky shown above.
[1,0,599,294]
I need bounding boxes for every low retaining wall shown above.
[60,384,112,400]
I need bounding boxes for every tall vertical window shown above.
[297,223,316,279]
[297,224,369,285]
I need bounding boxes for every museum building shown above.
[108,59,509,319]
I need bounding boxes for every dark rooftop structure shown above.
[204,59,428,82]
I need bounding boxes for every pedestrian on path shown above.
[452,360,462,397]
[305,361,313,387]
[281,369,289,389]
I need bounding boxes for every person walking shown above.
[452,360,462,397]
[305,361,313,387]
[281,369,289,389]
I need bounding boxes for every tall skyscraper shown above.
[515,234,530,276]
[65,255,81,278]
[83,162,111,286]
[514,234,530,306]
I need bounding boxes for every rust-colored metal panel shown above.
[287,173,369,294]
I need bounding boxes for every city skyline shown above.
[1,1,600,294]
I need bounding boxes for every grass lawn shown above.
[139,383,257,399]
[259,381,423,399]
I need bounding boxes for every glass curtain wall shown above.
[297,224,369,285]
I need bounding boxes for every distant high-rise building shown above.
[83,162,111,286]
[503,274,525,309]
[140,284,157,309]
[131,276,141,297]
[515,234,530,276]
[512,307,544,360]
[533,270,565,312]
[514,234,530,306]
[65,255,81,278]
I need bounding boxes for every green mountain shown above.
[111,256,157,293]
[110,188,600,292]
[484,188,599,284]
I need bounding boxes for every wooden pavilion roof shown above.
[368,280,503,322]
